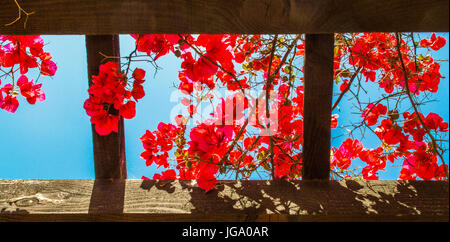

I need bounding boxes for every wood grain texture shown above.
[0,0,448,35]
[0,180,448,222]
[86,35,127,179]
[302,34,334,180]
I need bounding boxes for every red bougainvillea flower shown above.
[0,84,3,106]
[400,147,442,181]
[132,68,146,81]
[374,119,408,145]
[119,101,136,119]
[331,138,363,170]
[132,34,172,60]
[188,120,233,161]
[131,68,146,100]
[17,75,45,104]
[359,147,387,180]
[140,122,181,169]
[40,59,57,76]
[91,110,120,135]
[197,169,217,192]
[153,169,177,180]
[420,33,447,51]
[339,79,349,92]
[424,112,448,132]
[1,35,56,113]
[0,94,19,113]
[1,36,56,76]
[213,92,248,126]
[331,114,339,128]
[84,62,124,135]
[132,33,448,190]
[131,83,145,100]
[362,103,387,126]
[84,62,146,135]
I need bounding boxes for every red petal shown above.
[119,101,136,119]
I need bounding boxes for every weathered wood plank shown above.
[302,34,334,180]
[0,0,448,35]
[86,35,127,179]
[0,180,448,222]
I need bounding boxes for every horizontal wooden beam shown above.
[1,0,448,35]
[0,180,448,222]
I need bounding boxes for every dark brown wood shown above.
[86,35,127,179]
[302,34,334,180]
[0,180,448,222]
[0,0,448,35]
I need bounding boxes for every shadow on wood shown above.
[174,180,448,221]
[0,180,447,221]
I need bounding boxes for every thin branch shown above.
[5,0,35,29]
[331,66,362,111]
[266,35,278,180]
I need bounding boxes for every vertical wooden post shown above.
[302,34,334,180]
[86,35,127,179]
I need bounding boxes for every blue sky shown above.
[0,34,448,179]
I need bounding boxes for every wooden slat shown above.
[0,180,448,222]
[302,34,334,180]
[86,35,127,179]
[0,0,448,35]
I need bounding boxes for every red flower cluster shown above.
[400,141,448,180]
[402,112,448,142]
[178,35,243,94]
[359,147,387,180]
[332,139,387,180]
[140,119,233,192]
[347,33,445,95]
[188,121,233,161]
[333,103,448,181]
[0,35,56,113]
[132,34,243,95]
[132,33,448,190]
[131,34,187,60]
[184,122,234,191]
[84,62,146,135]
[332,138,363,170]
[0,83,19,113]
[375,119,408,145]
[140,122,181,169]
[17,75,45,104]
[362,103,387,126]
[420,33,447,51]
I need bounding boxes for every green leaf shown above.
[284,66,292,75]
[334,46,339,57]
[335,76,340,84]
[341,69,351,78]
